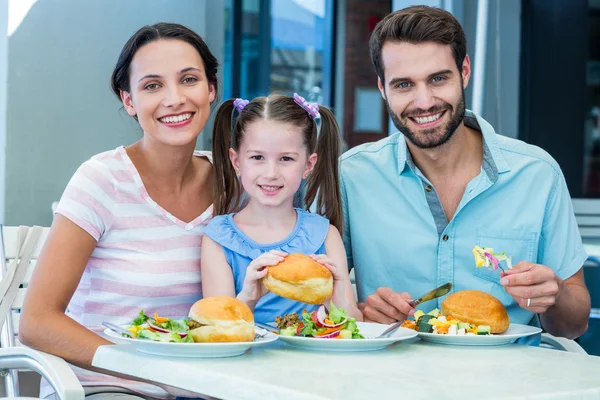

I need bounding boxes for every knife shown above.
[408,282,453,307]
[378,282,453,338]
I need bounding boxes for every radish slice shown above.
[317,330,341,339]
[316,305,347,328]
[148,321,188,338]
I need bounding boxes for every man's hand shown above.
[362,287,415,323]
[500,261,561,313]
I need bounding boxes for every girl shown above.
[20,23,217,400]
[201,94,362,323]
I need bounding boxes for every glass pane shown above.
[270,0,331,104]
[585,0,600,197]
[234,0,333,104]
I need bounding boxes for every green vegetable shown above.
[328,302,345,324]
[477,325,491,335]
[280,327,296,336]
[417,315,435,333]
[132,310,149,326]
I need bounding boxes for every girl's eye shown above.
[144,83,160,90]
[250,155,264,161]
[183,77,197,84]
[281,156,294,162]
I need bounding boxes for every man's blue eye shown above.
[432,76,445,83]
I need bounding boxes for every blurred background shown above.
[0,0,598,360]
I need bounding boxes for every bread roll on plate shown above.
[188,297,255,342]
[263,253,333,305]
[441,290,510,334]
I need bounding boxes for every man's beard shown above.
[386,89,466,149]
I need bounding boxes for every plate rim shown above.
[276,324,418,344]
[416,323,542,340]
[103,326,279,347]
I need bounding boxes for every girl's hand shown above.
[239,250,287,303]
[310,254,343,282]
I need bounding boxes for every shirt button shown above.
[442,235,449,241]
[425,185,433,192]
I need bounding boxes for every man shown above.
[340,5,590,340]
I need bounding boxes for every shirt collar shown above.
[397,110,510,179]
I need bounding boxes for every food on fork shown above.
[275,302,364,339]
[188,297,256,343]
[262,253,333,304]
[472,245,512,271]
[401,290,509,335]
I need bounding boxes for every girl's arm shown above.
[20,215,112,369]
[200,235,237,298]
[323,225,363,321]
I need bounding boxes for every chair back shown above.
[0,226,49,347]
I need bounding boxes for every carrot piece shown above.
[154,313,169,324]
[317,326,344,336]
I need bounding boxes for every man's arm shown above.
[542,268,590,338]
[501,265,590,339]
[501,164,590,339]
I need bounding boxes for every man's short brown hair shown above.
[369,6,467,82]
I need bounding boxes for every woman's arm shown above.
[19,215,112,369]
[323,225,363,321]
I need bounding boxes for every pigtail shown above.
[212,99,243,215]
[304,106,343,233]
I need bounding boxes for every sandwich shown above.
[188,296,255,342]
[262,253,333,304]
[441,290,509,334]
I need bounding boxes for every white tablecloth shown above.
[92,340,600,400]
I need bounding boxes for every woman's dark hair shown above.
[212,95,343,233]
[111,22,219,101]
[369,6,467,82]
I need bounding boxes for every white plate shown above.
[417,323,542,346]
[276,322,418,352]
[103,327,278,358]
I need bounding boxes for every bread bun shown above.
[188,297,255,342]
[262,253,333,305]
[441,290,509,334]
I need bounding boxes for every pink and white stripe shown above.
[41,146,212,399]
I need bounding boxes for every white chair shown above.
[540,332,587,354]
[0,225,84,399]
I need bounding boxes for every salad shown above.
[472,245,512,271]
[401,309,492,336]
[276,303,364,339]
[126,310,193,343]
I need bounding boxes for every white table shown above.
[93,339,600,400]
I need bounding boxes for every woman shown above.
[20,23,218,400]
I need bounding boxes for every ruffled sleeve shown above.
[204,210,331,260]
[204,215,264,259]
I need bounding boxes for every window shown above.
[224,0,335,105]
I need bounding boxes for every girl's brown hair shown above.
[212,94,343,232]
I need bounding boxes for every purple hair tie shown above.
[293,93,319,119]
[233,98,249,112]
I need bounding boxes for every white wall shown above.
[0,0,7,225]
[4,0,223,227]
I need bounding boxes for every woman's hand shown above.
[238,250,287,306]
